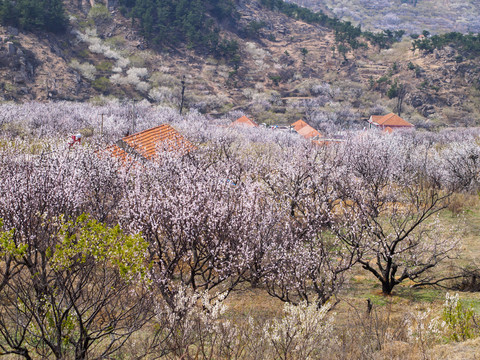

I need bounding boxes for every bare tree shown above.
[334,135,457,294]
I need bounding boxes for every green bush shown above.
[387,80,399,99]
[442,293,478,342]
[92,77,111,93]
[88,4,111,23]
[96,61,113,72]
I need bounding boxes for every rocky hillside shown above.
[288,0,480,34]
[0,0,479,130]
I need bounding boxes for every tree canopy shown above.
[0,0,67,33]
[118,0,237,56]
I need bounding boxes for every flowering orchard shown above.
[0,102,478,358]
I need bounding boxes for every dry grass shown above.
[217,199,480,359]
[430,337,480,360]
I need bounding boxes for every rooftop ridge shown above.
[116,139,148,163]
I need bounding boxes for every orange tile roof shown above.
[297,125,322,139]
[122,124,195,160]
[230,116,258,128]
[292,119,323,139]
[370,113,414,127]
[291,119,309,132]
[104,144,133,162]
[370,115,384,123]
[383,127,394,134]
[103,124,195,163]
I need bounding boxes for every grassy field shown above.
[221,195,480,359]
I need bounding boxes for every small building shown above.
[291,119,323,140]
[368,113,414,131]
[230,115,258,128]
[104,124,195,164]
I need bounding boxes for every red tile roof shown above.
[291,119,309,132]
[103,124,195,163]
[122,124,195,160]
[298,125,322,139]
[370,115,384,124]
[291,119,323,139]
[230,116,258,128]
[104,144,134,163]
[370,113,414,128]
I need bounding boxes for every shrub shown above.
[135,81,150,93]
[96,61,113,72]
[269,75,281,86]
[264,301,334,359]
[92,76,111,93]
[387,80,399,98]
[442,292,478,342]
[70,60,96,80]
[88,4,111,23]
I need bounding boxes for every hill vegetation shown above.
[0,1,479,358]
[412,32,480,57]
[288,0,480,34]
[118,0,237,54]
[0,0,479,128]
[0,0,67,32]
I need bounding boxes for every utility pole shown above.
[100,113,105,136]
[179,75,186,115]
[131,99,137,134]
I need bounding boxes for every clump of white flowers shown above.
[405,307,444,350]
[70,60,96,80]
[148,87,177,104]
[406,292,478,347]
[154,286,228,356]
[264,301,334,359]
[111,68,150,92]
[73,29,130,70]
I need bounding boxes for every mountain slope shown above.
[288,0,480,34]
[0,0,478,129]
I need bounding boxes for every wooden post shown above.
[131,100,137,134]
[100,113,104,136]
[179,76,186,115]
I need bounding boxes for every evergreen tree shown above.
[0,0,67,33]
[119,0,236,54]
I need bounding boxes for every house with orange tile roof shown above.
[368,113,414,131]
[291,119,323,140]
[230,115,258,128]
[104,124,195,163]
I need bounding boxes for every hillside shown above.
[1,2,480,359]
[288,0,480,35]
[0,0,478,130]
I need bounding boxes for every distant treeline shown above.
[412,32,480,57]
[118,0,239,60]
[260,0,404,51]
[0,0,67,33]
